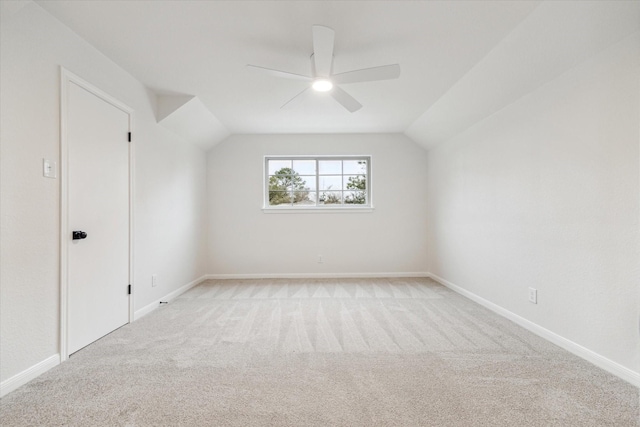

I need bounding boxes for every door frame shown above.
[59,67,135,361]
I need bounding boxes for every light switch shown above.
[43,159,57,179]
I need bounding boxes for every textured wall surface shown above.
[426,33,640,373]
[207,134,429,276]
[0,2,208,383]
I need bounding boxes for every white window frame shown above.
[263,155,373,213]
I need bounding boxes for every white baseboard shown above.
[0,354,60,398]
[1,276,208,398]
[134,274,208,320]
[4,274,635,399]
[428,273,640,388]
[205,272,430,280]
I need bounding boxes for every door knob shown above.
[72,231,87,240]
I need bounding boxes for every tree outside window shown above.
[268,168,311,205]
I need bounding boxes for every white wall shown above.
[426,33,639,376]
[0,1,207,385]
[207,134,428,276]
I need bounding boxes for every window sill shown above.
[262,206,375,214]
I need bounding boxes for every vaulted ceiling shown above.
[36,1,640,150]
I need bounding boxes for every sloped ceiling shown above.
[36,0,640,150]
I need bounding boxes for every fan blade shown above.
[246,65,311,81]
[332,64,401,84]
[281,87,311,109]
[312,25,335,77]
[330,86,362,112]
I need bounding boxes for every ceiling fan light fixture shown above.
[248,25,400,112]
[312,79,333,92]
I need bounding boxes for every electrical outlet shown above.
[152,274,158,287]
[317,255,324,264]
[528,287,537,304]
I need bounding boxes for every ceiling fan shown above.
[247,25,401,113]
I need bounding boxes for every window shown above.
[264,156,371,209]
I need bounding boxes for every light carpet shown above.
[1,277,638,426]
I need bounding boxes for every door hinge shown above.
[128,132,132,142]
[128,284,132,295]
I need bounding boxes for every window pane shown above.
[269,174,296,191]
[319,191,342,205]
[344,175,366,190]
[268,160,291,175]
[293,160,316,175]
[318,160,341,175]
[266,156,370,209]
[299,176,316,191]
[293,192,316,205]
[269,191,292,205]
[319,175,342,191]
[343,160,367,174]
[344,190,366,204]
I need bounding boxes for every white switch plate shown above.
[43,159,57,178]
[151,274,158,287]
[528,287,537,304]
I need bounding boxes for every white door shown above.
[67,81,130,355]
